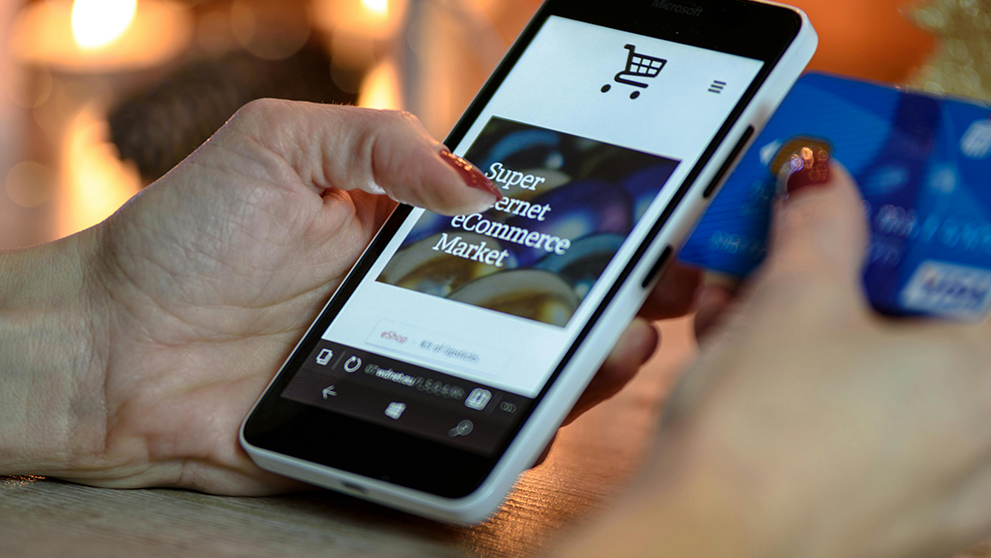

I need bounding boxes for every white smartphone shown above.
[241,0,817,524]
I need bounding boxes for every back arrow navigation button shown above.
[322,386,337,399]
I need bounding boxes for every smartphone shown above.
[241,0,817,524]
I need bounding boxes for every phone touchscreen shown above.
[276,14,764,457]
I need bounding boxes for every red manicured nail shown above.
[770,137,833,196]
[439,149,503,200]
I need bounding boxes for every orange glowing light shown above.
[71,0,137,49]
[312,0,405,41]
[58,105,141,238]
[361,0,389,15]
[358,60,402,110]
[10,0,191,73]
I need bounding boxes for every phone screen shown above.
[277,15,763,456]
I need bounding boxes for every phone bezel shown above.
[243,0,803,499]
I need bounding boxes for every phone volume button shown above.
[703,125,755,199]
[641,246,674,289]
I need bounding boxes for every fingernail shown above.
[770,137,833,197]
[439,149,503,201]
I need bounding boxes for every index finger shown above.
[223,100,502,216]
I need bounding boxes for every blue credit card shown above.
[681,72,991,321]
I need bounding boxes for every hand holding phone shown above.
[242,0,818,524]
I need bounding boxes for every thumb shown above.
[225,99,502,215]
[760,143,869,301]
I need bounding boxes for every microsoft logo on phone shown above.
[652,0,703,17]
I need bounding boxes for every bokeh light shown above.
[5,161,56,208]
[362,0,389,16]
[71,0,137,49]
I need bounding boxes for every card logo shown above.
[960,120,991,159]
[901,260,991,320]
[651,0,703,17]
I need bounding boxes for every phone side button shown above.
[703,125,755,199]
[641,246,674,289]
[341,481,368,495]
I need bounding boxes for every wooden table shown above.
[2,319,989,558]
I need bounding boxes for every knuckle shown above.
[375,109,427,135]
[229,98,293,131]
[236,98,287,119]
[385,109,420,125]
[361,111,431,183]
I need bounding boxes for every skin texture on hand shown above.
[0,100,698,495]
[555,164,991,558]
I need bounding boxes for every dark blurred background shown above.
[0,0,972,251]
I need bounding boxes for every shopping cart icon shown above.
[601,44,666,100]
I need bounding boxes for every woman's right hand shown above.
[558,162,991,558]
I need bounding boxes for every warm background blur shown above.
[2,3,988,556]
[0,0,944,251]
